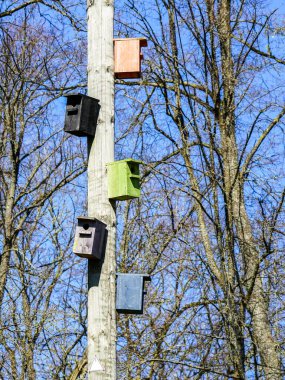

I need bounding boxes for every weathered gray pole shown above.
[87,0,116,379]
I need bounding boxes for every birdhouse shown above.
[114,38,147,79]
[116,273,151,314]
[106,159,142,200]
[64,94,100,137]
[73,216,106,259]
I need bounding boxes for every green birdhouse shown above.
[106,159,142,200]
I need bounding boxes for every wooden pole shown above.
[87,0,116,379]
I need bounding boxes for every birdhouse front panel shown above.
[116,273,151,314]
[106,159,141,200]
[116,274,144,314]
[64,94,100,137]
[114,38,147,79]
[73,216,106,259]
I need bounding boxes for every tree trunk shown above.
[87,0,116,379]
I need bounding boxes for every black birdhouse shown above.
[64,94,100,137]
[73,216,106,259]
[116,273,151,314]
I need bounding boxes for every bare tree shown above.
[114,0,285,378]
[1,0,284,379]
[0,8,88,379]
[0,0,84,30]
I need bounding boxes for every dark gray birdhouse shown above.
[116,273,151,314]
[64,94,100,137]
[73,216,106,259]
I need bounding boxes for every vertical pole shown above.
[87,0,116,379]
